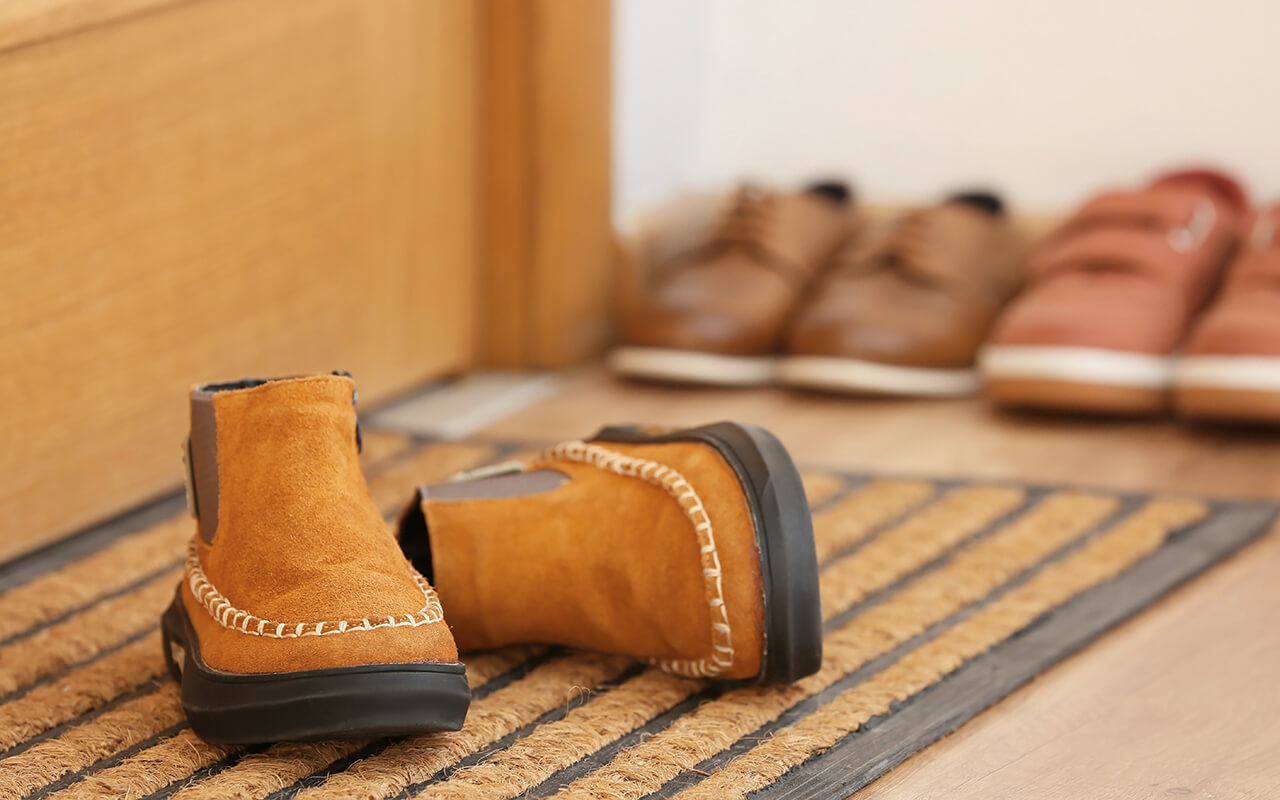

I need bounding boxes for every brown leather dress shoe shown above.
[981,170,1248,415]
[1176,204,1280,423]
[162,374,469,743]
[398,423,821,684]
[781,193,1025,396]
[609,183,857,386]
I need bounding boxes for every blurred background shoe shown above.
[981,169,1249,415]
[609,181,857,385]
[780,192,1026,397]
[1175,203,1280,423]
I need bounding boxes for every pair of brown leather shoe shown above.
[982,169,1280,422]
[164,374,820,743]
[610,183,1028,396]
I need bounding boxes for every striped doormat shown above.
[0,431,1274,800]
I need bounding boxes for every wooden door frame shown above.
[476,0,615,368]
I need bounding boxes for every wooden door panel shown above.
[0,0,478,559]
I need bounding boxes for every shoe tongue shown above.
[945,190,1004,217]
[1150,168,1248,214]
[803,180,853,206]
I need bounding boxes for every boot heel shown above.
[160,594,188,683]
[591,421,822,683]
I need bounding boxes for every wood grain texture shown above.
[0,0,186,54]
[477,0,614,367]
[0,0,479,559]
[478,366,1280,799]
[476,0,535,367]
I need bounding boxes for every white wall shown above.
[615,0,1280,224]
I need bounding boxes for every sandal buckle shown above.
[1168,198,1216,253]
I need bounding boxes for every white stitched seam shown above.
[539,440,737,679]
[184,538,445,638]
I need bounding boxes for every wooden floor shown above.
[473,366,1280,799]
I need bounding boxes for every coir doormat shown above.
[0,431,1274,800]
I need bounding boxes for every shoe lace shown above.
[837,209,948,288]
[651,185,788,285]
[709,184,777,252]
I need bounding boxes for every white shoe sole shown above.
[1174,356,1280,423]
[1175,356,1280,391]
[608,347,777,386]
[778,356,980,397]
[979,346,1173,388]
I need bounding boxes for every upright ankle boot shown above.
[398,423,821,684]
[162,374,469,743]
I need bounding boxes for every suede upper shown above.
[181,375,459,675]
[408,438,767,681]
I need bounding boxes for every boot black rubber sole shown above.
[161,593,471,744]
[592,421,822,684]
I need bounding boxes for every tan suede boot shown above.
[398,423,821,684]
[162,374,469,743]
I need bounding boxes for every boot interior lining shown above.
[193,378,273,397]
[423,469,570,502]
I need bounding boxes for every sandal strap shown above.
[1032,188,1224,284]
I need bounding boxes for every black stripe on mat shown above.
[25,721,192,800]
[10,642,554,800]
[814,477,939,568]
[123,645,565,798]
[0,622,161,707]
[256,658,638,800]
[0,557,183,649]
[750,503,1278,800]
[139,749,263,800]
[0,675,172,761]
[649,495,1147,798]
[245,648,571,800]
[128,742,278,800]
[803,474,867,515]
[260,740,387,800]
[820,484,1041,633]
[0,495,188,596]
[57,646,563,800]
[386,662,650,800]
[520,485,1049,799]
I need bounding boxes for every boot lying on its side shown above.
[163,374,469,743]
[398,422,822,684]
